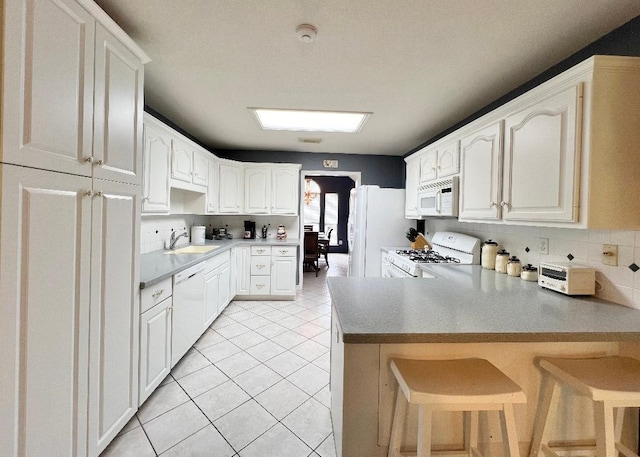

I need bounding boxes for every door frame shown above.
[298,171,360,288]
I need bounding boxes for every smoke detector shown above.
[296,24,317,43]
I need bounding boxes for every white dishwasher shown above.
[171,262,205,367]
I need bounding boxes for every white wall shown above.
[423,219,640,309]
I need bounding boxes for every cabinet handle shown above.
[152,289,164,299]
[256,264,265,269]
[279,250,287,254]
[85,156,94,163]
[257,249,265,254]
[84,190,94,197]
[96,160,104,166]
[500,201,510,209]
[256,284,265,289]
[490,201,497,208]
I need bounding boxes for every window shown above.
[303,179,320,231]
[324,193,338,246]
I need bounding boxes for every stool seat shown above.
[539,356,640,402]
[388,358,526,457]
[391,358,527,406]
[529,356,640,457]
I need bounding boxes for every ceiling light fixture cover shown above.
[251,108,370,133]
[296,24,317,43]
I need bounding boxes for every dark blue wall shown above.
[407,15,640,154]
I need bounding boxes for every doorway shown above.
[301,172,358,254]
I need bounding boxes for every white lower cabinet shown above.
[139,296,172,405]
[235,246,251,295]
[250,246,272,295]
[204,250,232,328]
[271,247,297,296]
[0,164,141,457]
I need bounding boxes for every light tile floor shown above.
[101,253,347,457]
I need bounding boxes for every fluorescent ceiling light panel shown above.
[252,108,369,133]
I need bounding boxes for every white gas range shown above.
[383,232,481,278]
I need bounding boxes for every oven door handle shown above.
[436,190,441,214]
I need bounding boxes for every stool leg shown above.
[594,401,616,457]
[388,388,407,457]
[418,404,433,457]
[529,375,560,457]
[500,403,521,457]
[464,411,479,457]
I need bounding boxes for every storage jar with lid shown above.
[495,249,510,273]
[481,240,499,269]
[507,256,521,277]
[191,225,206,245]
[521,264,538,282]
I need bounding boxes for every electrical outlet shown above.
[602,244,618,266]
[539,237,549,255]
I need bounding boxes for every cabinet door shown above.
[271,256,296,296]
[142,124,171,213]
[503,86,581,222]
[219,163,243,213]
[419,149,438,183]
[404,156,421,218]
[245,167,271,214]
[92,23,144,185]
[88,179,140,455]
[139,297,172,405]
[459,122,503,220]
[437,141,460,177]
[218,261,231,314]
[171,139,193,183]
[204,268,220,328]
[229,249,237,299]
[0,164,92,457]
[192,149,209,187]
[272,167,299,215]
[1,0,94,176]
[206,159,219,213]
[235,247,251,295]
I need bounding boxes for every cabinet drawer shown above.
[141,277,173,313]
[251,257,272,275]
[251,246,271,256]
[250,276,271,295]
[272,246,296,257]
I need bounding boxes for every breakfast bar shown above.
[328,266,640,457]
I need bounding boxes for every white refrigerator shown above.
[348,186,408,277]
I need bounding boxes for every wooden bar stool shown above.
[388,358,527,457]
[529,356,640,457]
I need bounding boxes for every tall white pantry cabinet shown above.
[0,1,150,456]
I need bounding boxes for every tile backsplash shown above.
[424,219,640,309]
[140,215,300,254]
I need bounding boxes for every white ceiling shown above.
[95,1,640,156]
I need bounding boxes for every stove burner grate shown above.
[395,249,461,264]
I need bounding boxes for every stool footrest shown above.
[540,440,640,457]
[398,448,482,457]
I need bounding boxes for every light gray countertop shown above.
[327,265,640,344]
[140,238,299,288]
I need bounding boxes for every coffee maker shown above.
[243,220,256,239]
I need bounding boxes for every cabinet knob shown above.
[84,190,94,198]
[94,191,103,198]
[96,160,104,166]
[85,156,94,163]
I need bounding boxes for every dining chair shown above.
[303,231,319,276]
[318,228,332,267]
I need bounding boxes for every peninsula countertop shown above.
[140,238,299,288]
[327,265,640,344]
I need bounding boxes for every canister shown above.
[507,256,521,277]
[190,225,206,245]
[481,240,499,269]
[521,264,538,282]
[495,249,510,274]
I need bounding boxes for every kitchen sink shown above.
[165,245,220,255]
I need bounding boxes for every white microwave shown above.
[417,176,458,217]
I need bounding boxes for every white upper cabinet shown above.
[2,0,95,176]
[404,155,421,219]
[142,120,171,213]
[1,0,146,184]
[244,166,272,214]
[271,166,300,215]
[92,23,144,185]
[419,141,459,184]
[502,85,581,222]
[218,162,244,213]
[207,159,219,214]
[171,139,209,189]
[459,122,503,221]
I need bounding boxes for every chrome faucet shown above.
[169,230,189,249]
